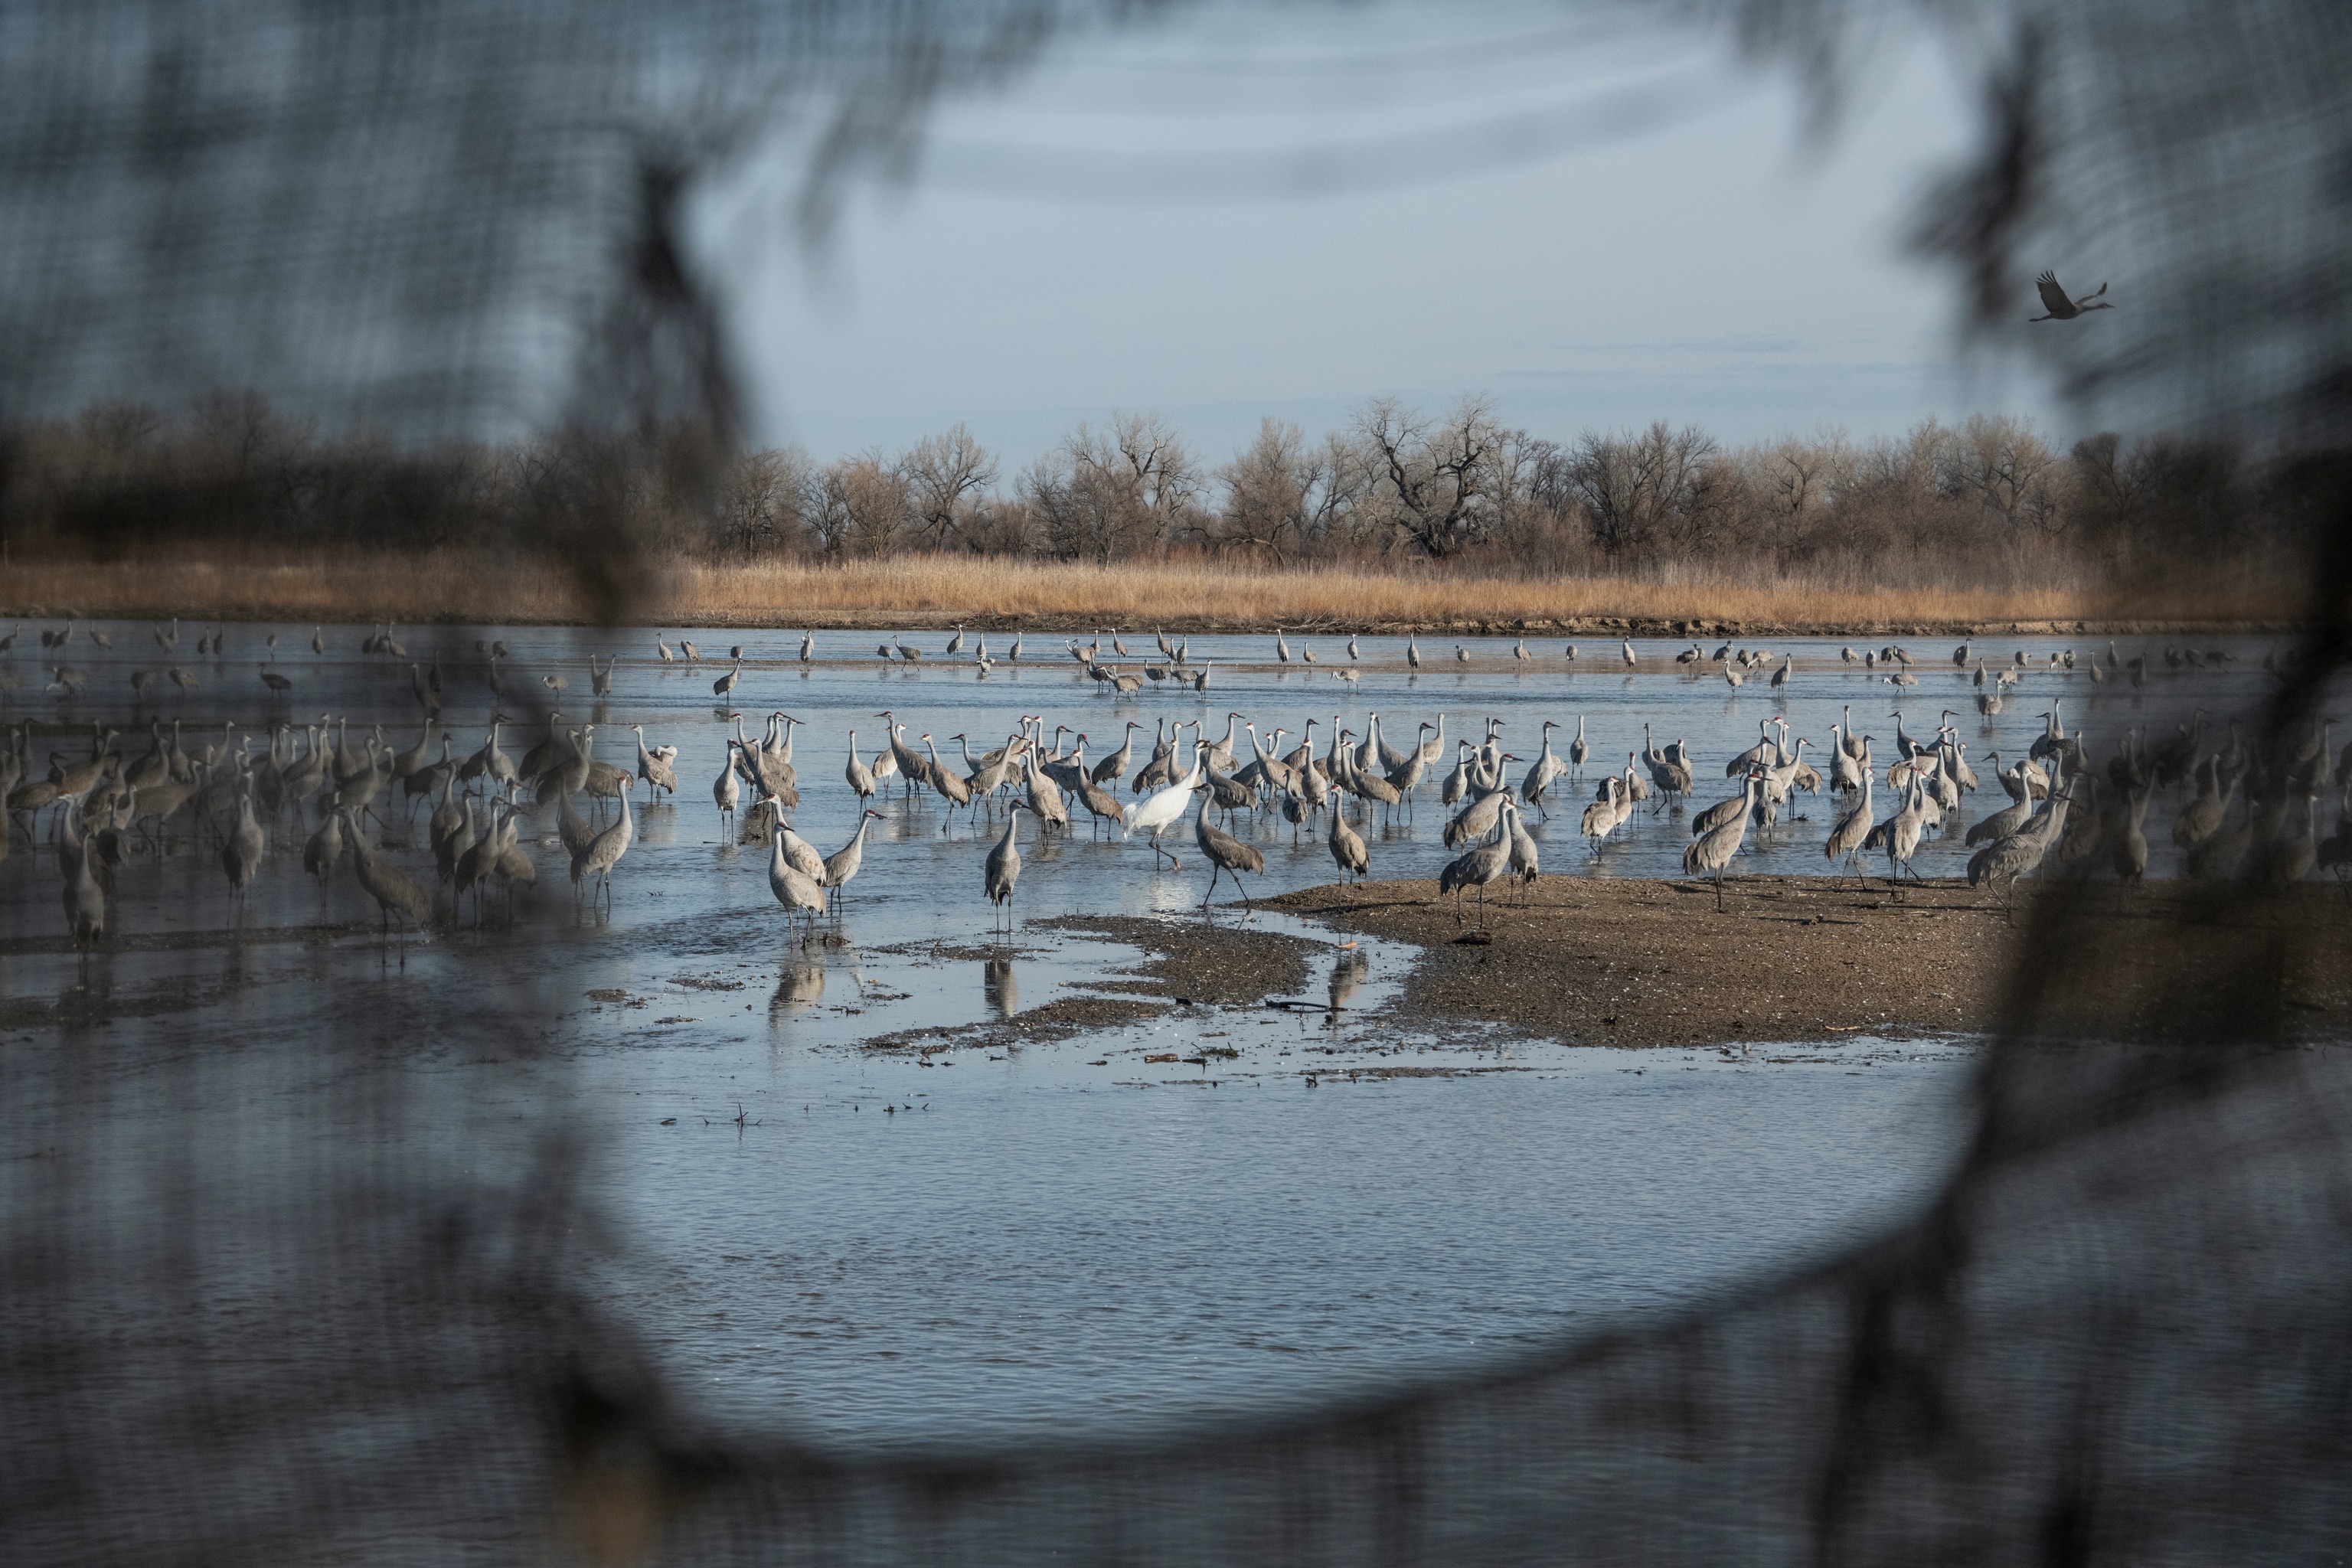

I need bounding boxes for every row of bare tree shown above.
[1,390,2304,589]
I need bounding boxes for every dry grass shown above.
[1,550,2289,632]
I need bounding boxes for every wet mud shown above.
[1269,875,2352,1050]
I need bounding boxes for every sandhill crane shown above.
[1723,662,1744,689]
[874,713,926,798]
[1504,797,1539,900]
[221,790,266,919]
[1579,776,1628,856]
[1770,655,1792,691]
[1131,720,1178,795]
[1008,631,1025,662]
[1642,724,1691,811]
[1274,629,1290,663]
[922,733,975,825]
[1125,746,1203,870]
[2171,758,2230,848]
[2028,270,2113,321]
[946,625,965,655]
[2267,794,2319,887]
[1322,782,1369,881]
[452,801,510,925]
[435,780,479,882]
[1020,743,1070,833]
[1684,771,1760,909]
[985,801,1031,936]
[759,804,826,936]
[1755,739,1815,829]
[1444,777,1514,849]
[843,731,877,803]
[1300,642,1318,665]
[342,808,433,954]
[631,724,677,801]
[1521,720,1568,818]
[1620,638,1637,668]
[712,741,743,825]
[2112,784,2152,884]
[1824,769,1876,884]
[570,784,634,913]
[56,808,106,967]
[1194,795,1265,908]
[818,808,887,913]
[1071,763,1126,837]
[1563,715,1590,779]
[1692,773,1757,838]
[1407,633,1423,668]
[255,664,292,696]
[1871,774,1934,890]
[1514,638,1531,664]
[166,667,198,693]
[1439,799,1515,926]
[302,806,345,892]
[1969,782,2074,916]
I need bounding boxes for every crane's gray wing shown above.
[2035,271,2073,315]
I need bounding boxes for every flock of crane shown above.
[5,619,2347,969]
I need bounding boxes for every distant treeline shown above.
[2,391,2321,596]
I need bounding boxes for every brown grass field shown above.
[0,550,2288,633]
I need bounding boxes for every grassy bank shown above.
[0,550,2290,635]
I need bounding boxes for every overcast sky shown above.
[702,1,2064,469]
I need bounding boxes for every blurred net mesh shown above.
[4,0,2351,1563]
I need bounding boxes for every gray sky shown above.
[705,1,2063,469]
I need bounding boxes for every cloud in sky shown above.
[704,0,2065,466]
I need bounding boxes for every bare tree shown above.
[1944,413,2061,535]
[1357,396,1500,560]
[1565,421,1720,559]
[716,446,815,557]
[1030,413,1200,564]
[1215,420,1315,562]
[902,425,997,551]
[807,453,906,558]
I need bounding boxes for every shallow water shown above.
[0,621,2286,1450]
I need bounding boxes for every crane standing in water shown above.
[984,801,1032,937]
